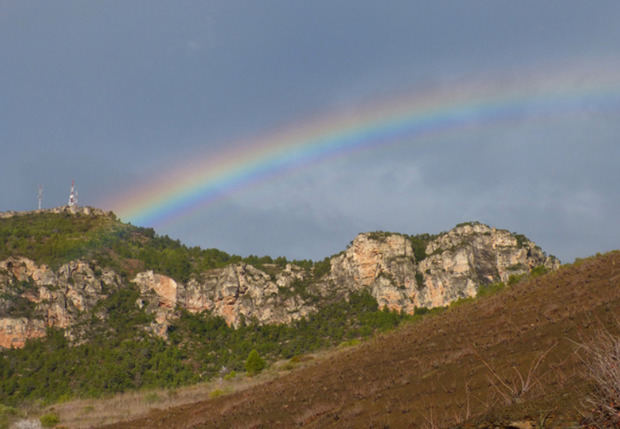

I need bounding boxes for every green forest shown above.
[0,287,412,405]
[0,211,324,283]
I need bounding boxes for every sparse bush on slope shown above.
[579,324,620,427]
[39,412,60,428]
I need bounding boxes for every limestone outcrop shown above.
[0,222,560,348]
[0,317,46,349]
[133,263,315,332]
[314,233,418,314]
[309,223,559,314]
[416,223,560,308]
[0,257,121,347]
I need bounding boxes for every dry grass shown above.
[474,342,557,406]
[38,349,331,428]
[576,321,620,427]
[43,376,255,428]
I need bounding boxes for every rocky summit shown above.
[0,208,559,349]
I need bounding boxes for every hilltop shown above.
[0,206,248,280]
[0,207,569,421]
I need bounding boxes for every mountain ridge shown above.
[0,206,572,418]
[0,207,558,348]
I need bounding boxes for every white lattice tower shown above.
[68,180,76,207]
[38,185,43,210]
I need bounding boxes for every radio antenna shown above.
[37,185,43,210]
[68,180,76,208]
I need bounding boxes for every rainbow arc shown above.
[105,64,620,227]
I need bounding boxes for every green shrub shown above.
[415,272,424,287]
[408,233,437,262]
[313,258,331,278]
[449,297,475,308]
[477,281,506,298]
[367,231,391,241]
[245,349,266,375]
[530,265,548,277]
[223,370,236,381]
[339,338,361,348]
[508,273,526,285]
[513,233,528,248]
[414,306,430,316]
[209,389,225,399]
[283,362,296,370]
[0,404,19,429]
[40,412,60,427]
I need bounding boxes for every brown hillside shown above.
[104,251,620,428]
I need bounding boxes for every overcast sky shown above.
[2,1,619,262]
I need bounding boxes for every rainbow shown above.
[105,63,620,227]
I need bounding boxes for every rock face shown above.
[133,263,315,333]
[316,233,418,314]
[0,317,46,349]
[416,223,560,308]
[186,263,315,327]
[0,257,121,348]
[311,223,559,313]
[0,221,560,348]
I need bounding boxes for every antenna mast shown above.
[37,185,43,210]
[68,180,77,208]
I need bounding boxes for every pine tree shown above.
[245,349,265,375]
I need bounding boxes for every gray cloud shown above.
[1,1,619,263]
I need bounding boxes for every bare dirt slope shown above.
[104,252,620,428]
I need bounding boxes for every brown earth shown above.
[103,251,620,428]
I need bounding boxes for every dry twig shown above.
[473,343,556,405]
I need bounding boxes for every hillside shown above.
[0,206,565,417]
[0,206,260,281]
[104,251,620,428]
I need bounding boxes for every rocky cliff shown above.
[0,257,121,348]
[0,221,559,348]
[416,223,559,307]
[313,233,419,313]
[312,222,559,313]
[133,263,315,334]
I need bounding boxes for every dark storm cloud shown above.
[1,1,619,262]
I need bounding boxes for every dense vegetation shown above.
[0,288,411,406]
[0,211,321,283]
[407,233,438,261]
